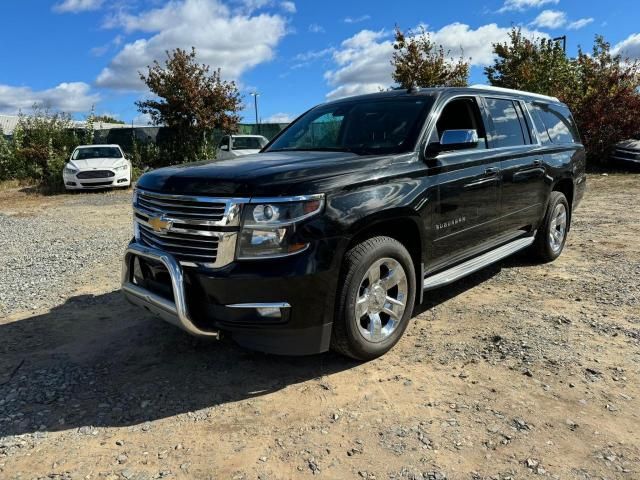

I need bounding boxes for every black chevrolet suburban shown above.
[122,85,586,360]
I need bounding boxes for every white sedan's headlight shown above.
[63,165,78,175]
[114,163,129,172]
[237,195,324,259]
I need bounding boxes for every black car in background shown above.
[611,138,640,166]
[122,85,586,360]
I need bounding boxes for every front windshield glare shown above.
[73,147,122,160]
[266,96,434,155]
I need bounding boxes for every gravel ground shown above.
[0,190,132,316]
[0,176,639,480]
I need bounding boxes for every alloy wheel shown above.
[548,203,567,253]
[354,257,408,344]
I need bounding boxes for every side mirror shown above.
[124,153,132,161]
[427,129,479,155]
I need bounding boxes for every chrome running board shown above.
[423,236,535,291]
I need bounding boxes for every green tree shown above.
[93,115,125,124]
[484,27,574,99]
[391,26,470,89]
[136,47,242,164]
[485,29,640,165]
[84,105,95,145]
[13,106,75,184]
[566,36,640,163]
[0,127,14,180]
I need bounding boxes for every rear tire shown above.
[530,191,570,263]
[331,236,416,360]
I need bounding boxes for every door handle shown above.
[485,167,500,175]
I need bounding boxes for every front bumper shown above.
[122,241,340,355]
[64,169,131,189]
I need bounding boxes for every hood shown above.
[615,139,640,151]
[70,158,126,170]
[231,149,261,157]
[136,151,410,197]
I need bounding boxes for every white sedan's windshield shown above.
[73,147,122,160]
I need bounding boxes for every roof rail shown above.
[470,84,559,103]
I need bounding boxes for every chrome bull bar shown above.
[121,242,221,339]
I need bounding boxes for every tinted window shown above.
[433,97,488,150]
[267,97,435,156]
[530,103,580,144]
[526,103,552,144]
[485,98,526,148]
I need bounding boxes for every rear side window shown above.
[528,102,580,144]
[485,98,527,148]
[526,103,552,144]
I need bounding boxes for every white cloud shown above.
[530,10,566,29]
[498,0,559,13]
[264,112,294,123]
[613,33,640,60]
[567,17,594,30]
[344,15,371,24]
[324,23,548,101]
[0,82,99,114]
[309,23,325,34]
[132,113,153,126]
[97,0,287,91]
[53,0,104,13]
[280,1,296,13]
[294,48,334,62]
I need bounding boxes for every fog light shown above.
[257,306,283,318]
[66,181,76,186]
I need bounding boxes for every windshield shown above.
[266,96,434,155]
[73,147,122,160]
[232,136,267,150]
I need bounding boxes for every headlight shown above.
[237,195,324,259]
[63,165,78,175]
[114,164,129,172]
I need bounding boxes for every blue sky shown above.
[1,0,639,124]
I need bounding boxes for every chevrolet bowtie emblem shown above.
[148,215,172,233]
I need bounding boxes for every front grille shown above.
[133,189,245,268]
[77,170,115,179]
[138,221,220,264]
[137,190,227,222]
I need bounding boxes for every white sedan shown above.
[63,144,132,190]
[216,135,268,161]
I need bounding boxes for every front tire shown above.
[331,236,416,360]
[530,191,570,263]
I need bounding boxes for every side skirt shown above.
[423,235,535,291]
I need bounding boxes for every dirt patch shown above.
[1,175,639,479]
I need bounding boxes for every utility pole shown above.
[250,92,260,135]
[553,35,567,53]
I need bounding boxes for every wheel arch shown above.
[344,212,425,304]
[552,177,574,230]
